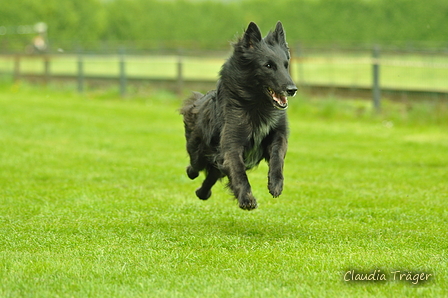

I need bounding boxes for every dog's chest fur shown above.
[243,117,277,169]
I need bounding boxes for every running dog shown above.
[180,21,297,210]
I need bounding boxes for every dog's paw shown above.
[186,166,199,180]
[268,178,283,198]
[195,187,211,200]
[239,193,258,210]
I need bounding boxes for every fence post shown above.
[13,55,21,82]
[77,53,84,93]
[177,54,183,97]
[295,43,305,88]
[372,45,381,113]
[119,49,127,97]
[43,55,50,85]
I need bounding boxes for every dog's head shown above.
[234,21,297,110]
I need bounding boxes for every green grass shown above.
[0,83,447,297]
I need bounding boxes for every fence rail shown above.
[1,48,447,107]
[298,57,448,69]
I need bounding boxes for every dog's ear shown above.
[242,22,262,49]
[274,21,287,45]
[267,21,287,47]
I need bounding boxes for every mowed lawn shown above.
[0,84,447,297]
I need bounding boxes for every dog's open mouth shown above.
[267,87,288,110]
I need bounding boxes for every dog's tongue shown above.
[274,93,288,107]
[268,87,288,109]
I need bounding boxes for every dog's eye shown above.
[265,62,276,69]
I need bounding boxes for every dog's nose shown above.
[286,85,297,97]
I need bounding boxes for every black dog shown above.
[180,21,297,210]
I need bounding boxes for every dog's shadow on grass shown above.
[143,196,310,244]
[182,207,310,243]
[217,219,306,242]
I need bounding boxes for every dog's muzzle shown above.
[267,85,297,110]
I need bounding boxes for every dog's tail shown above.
[180,91,203,136]
[180,92,203,115]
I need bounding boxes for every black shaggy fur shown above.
[180,21,297,210]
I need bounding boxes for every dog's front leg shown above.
[267,132,288,198]
[222,150,257,210]
[220,126,257,210]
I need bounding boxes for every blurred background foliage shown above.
[1,0,448,52]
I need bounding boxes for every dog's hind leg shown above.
[185,137,204,180]
[186,165,199,180]
[186,153,206,180]
[195,166,222,200]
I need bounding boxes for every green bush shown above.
[1,0,447,51]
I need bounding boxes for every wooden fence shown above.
[1,49,448,110]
